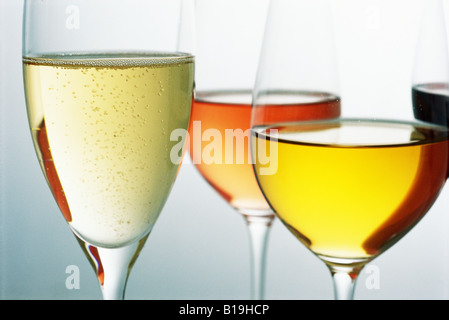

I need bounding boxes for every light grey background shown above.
[2,0,449,300]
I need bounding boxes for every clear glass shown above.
[251,0,449,300]
[189,0,272,299]
[22,0,194,300]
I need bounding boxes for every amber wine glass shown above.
[22,0,194,299]
[190,0,342,299]
[189,0,271,299]
[251,0,449,299]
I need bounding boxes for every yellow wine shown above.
[252,119,449,261]
[23,52,194,248]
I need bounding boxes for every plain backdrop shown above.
[2,0,449,300]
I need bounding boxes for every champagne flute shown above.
[251,0,449,300]
[22,0,194,300]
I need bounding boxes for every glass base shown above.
[317,254,373,300]
[237,208,275,220]
[317,254,373,270]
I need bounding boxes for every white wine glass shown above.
[22,0,195,300]
[251,0,449,300]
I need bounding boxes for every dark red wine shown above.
[412,83,449,126]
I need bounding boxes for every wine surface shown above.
[24,52,194,247]
[253,119,449,261]
[189,90,340,213]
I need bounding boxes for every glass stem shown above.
[77,234,148,300]
[97,246,134,300]
[328,265,362,300]
[243,213,274,300]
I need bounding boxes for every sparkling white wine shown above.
[23,52,194,248]
[252,119,449,261]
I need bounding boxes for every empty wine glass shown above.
[251,0,449,300]
[22,0,194,299]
